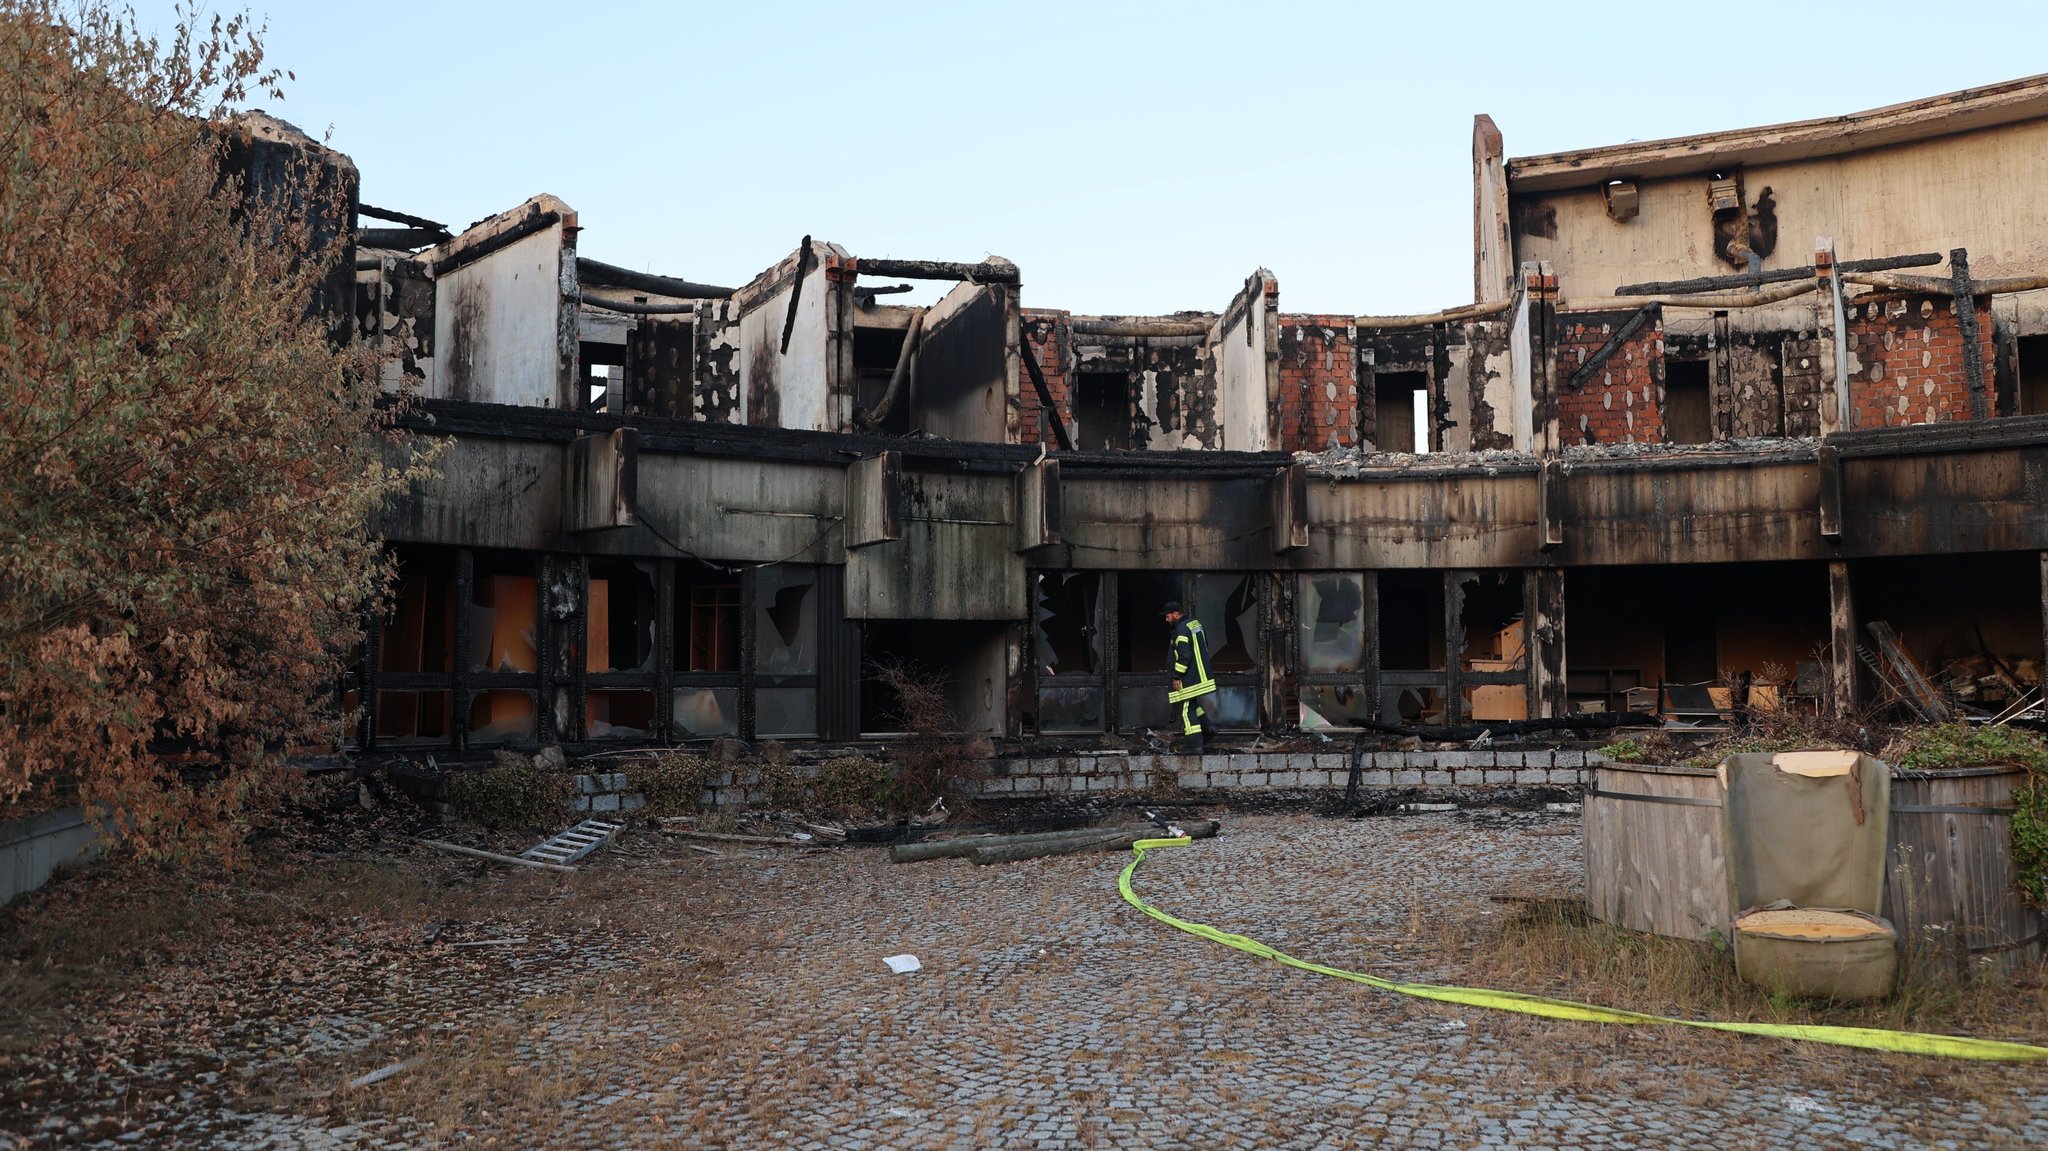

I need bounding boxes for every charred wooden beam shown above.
[1952,248,1989,421]
[1615,252,1941,296]
[359,202,451,233]
[854,283,915,300]
[580,293,702,315]
[1563,304,1657,391]
[1019,336,1075,453]
[1354,298,1514,329]
[1816,443,1843,539]
[1828,562,1856,718]
[780,236,813,355]
[854,257,1020,285]
[1071,317,1213,338]
[577,256,734,299]
[428,207,561,278]
[360,226,446,250]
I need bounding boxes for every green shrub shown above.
[1599,739,1645,763]
[446,760,572,831]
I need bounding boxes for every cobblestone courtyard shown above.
[5,809,2045,1149]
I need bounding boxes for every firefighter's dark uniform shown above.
[1168,614,1217,748]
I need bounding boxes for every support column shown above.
[2039,552,2048,676]
[1828,560,1857,717]
[1815,239,1852,434]
[656,559,676,741]
[1526,567,1566,720]
[1443,571,1467,728]
[452,549,474,752]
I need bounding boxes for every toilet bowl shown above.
[1731,906,1898,1002]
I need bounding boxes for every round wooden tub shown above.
[1583,763,1729,941]
[1887,765,2043,972]
[1585,760,2045,969]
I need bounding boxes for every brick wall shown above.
[1845,292,1996,429]
[1556,310,1665,445]
[1277,315,1359,451]
[1018,308,1071,447]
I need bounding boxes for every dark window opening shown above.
[2020,335,2048,416]
[588,560,658,673]
[1665,359,1713,444]
[675,561,740,673]
[1374,371,1428,453]
[1376,569,1444,672]
[380,551,457,675]
[861,620,1008,736]
[1076,371,1132,450]
[1117,571,1182,673]
[853,326,912,435]
[1035,572,1103,678]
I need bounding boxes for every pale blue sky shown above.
[127,1,2048,314]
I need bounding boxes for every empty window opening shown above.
[675,561,741,673]
[1665,360,1713,444]
[1117,572,1182,673]
[588,560,658,673]
[1076,371,1132,451]
[1374,371,1428,453]
[860,620,1008,736]
[580,340,627,413]
[853,326,912,436]
[2020,335,2048,416]
[375,690,449,743]
[1376,570,1444,671]
[1458,572,1528,723]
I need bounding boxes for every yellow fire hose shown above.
[1119,837,2048,1062]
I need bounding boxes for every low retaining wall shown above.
[2,806,102,907]
[982,749,1601,796]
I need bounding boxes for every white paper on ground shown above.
[883,954,921,974]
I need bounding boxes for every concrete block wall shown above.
[570,771,646,814]
[1556,310,1665,445]
[1845,292,1995,428]
[974,749,1602,797]
[1277,316,1359,452]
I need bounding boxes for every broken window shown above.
[1036,572,1102,677]
[470,554,539,674]
[468,689,537,743]
[671,686,738,739]
[375,690,449,744]
[1665,360,1713,444]
[753,565,818,738]
[1076,371,1132,450]
[1193,573,1259,673]
[1374,371,1428,453]
[2020,335,2048,416]
[587,689,656,738]
[1299,574,1366,674]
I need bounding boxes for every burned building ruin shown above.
[342,75,2048,752]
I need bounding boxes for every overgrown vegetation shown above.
[445,759,573,832]
[0,2,426,862]
[1884,722,2048,907]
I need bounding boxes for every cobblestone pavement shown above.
[8,809,2046,1149]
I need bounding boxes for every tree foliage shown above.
[0,2,417,861]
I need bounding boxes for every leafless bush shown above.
[868,658,989,810]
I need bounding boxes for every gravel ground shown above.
[4,808,2044,1149]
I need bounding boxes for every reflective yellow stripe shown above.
[1118,838,2048,1063]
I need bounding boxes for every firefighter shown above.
[1163,600,1217,751]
